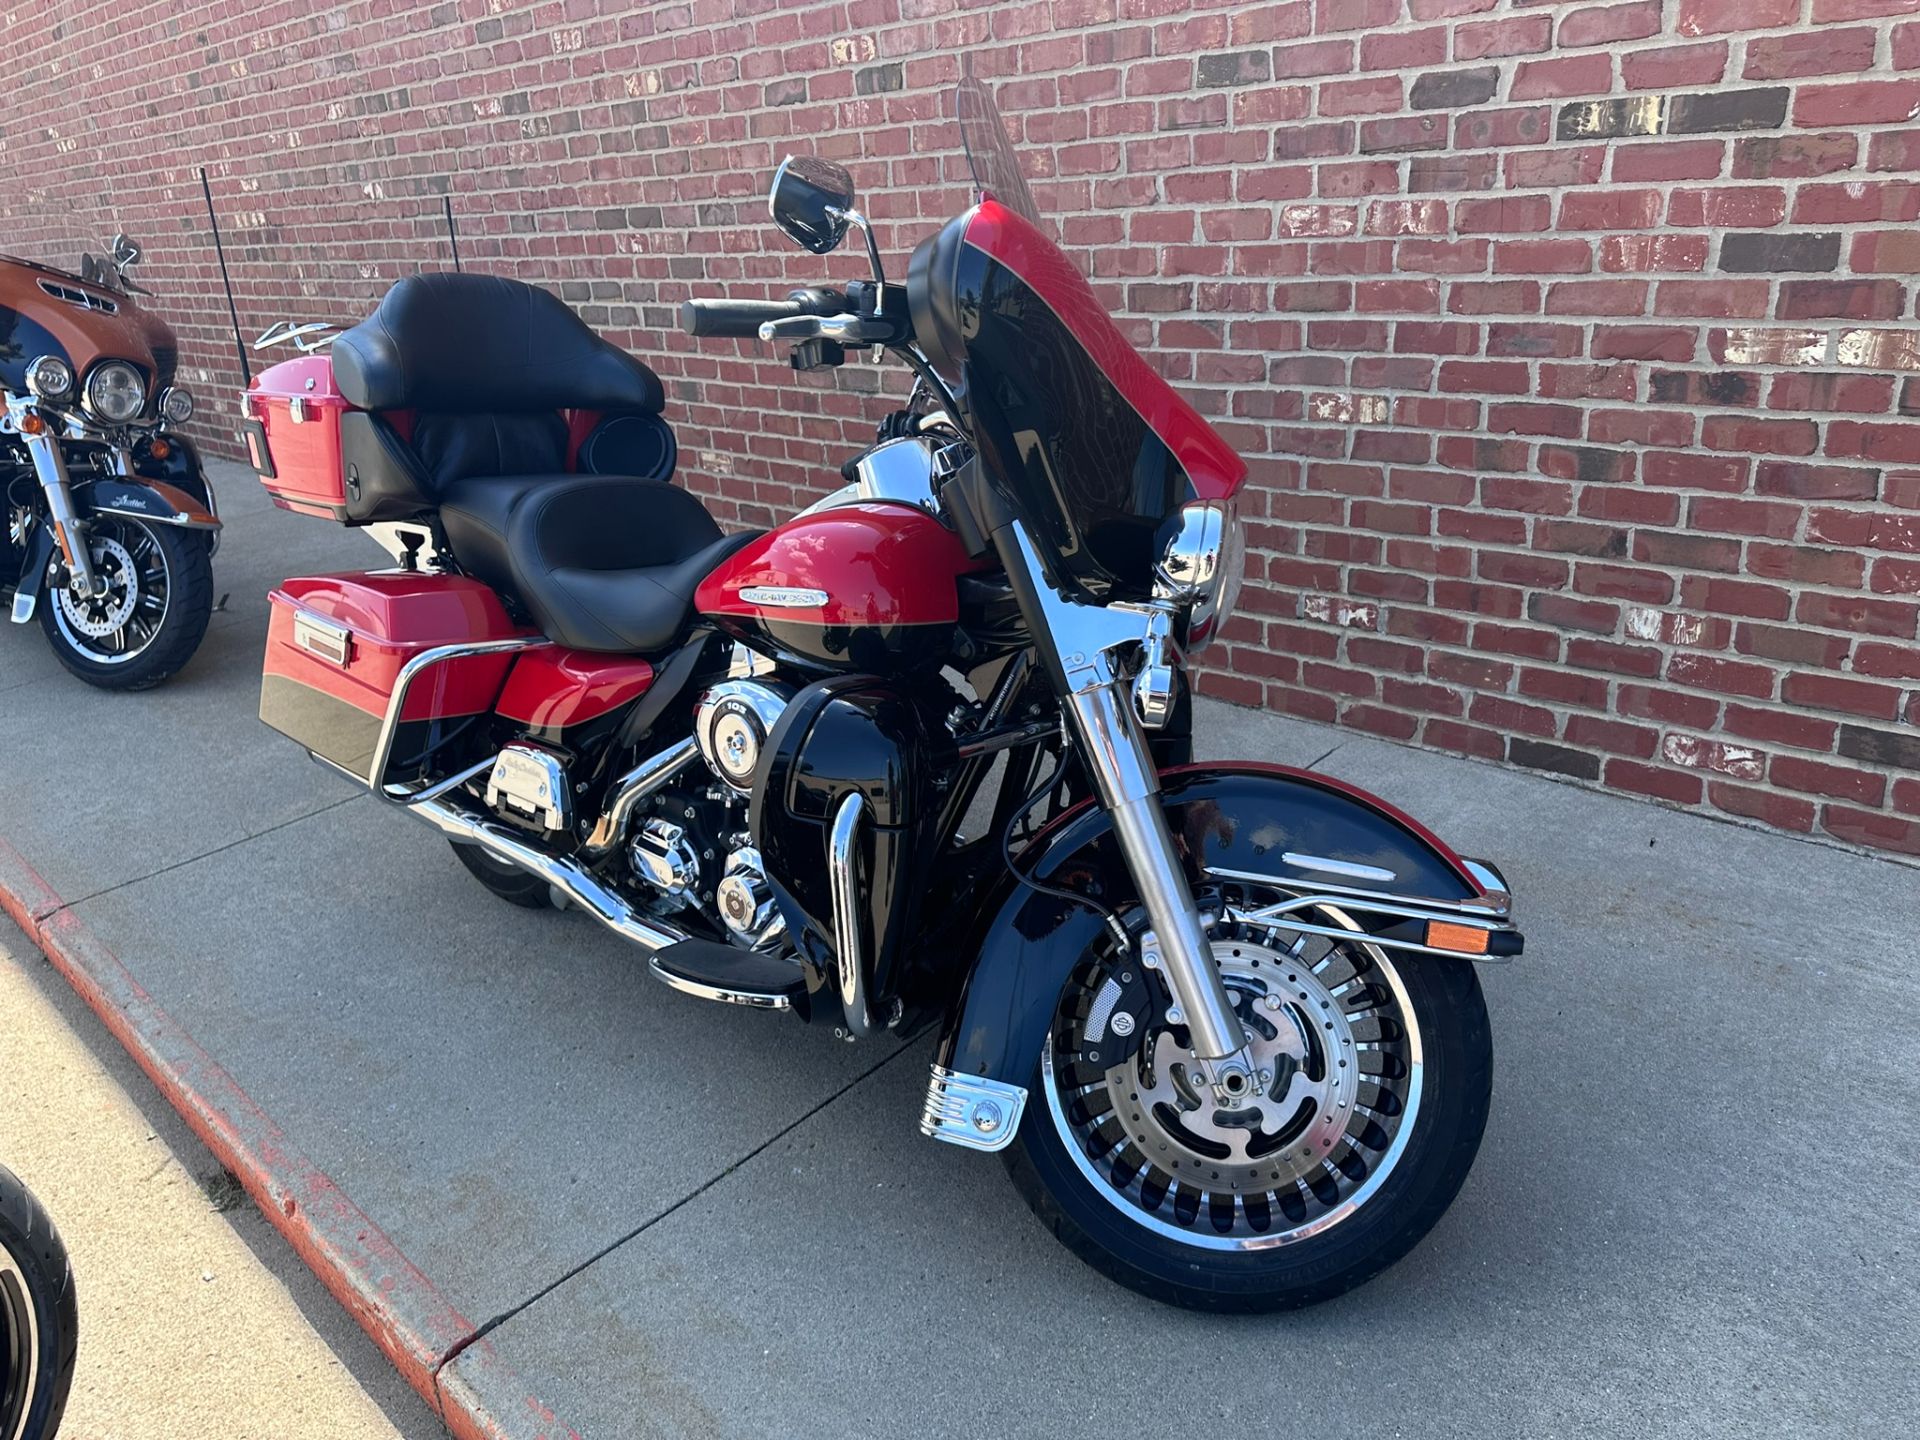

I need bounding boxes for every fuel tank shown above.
[695,501,991,673]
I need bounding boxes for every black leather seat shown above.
[439,475,758,653]
[327,273,742,652]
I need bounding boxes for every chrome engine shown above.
[693,679,791,793]
[716,846,785,949]
[629,817,703,911]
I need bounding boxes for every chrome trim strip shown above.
[579,737,701,858]
[367,636,548,793]
[1208,863,1512,922]
[645,957,793,1012]
[1280,851,1397,883]
[89,503,221,531]
[919,1066,1026,1153]
[829,792,874,1038]
[738,585,829,608]
[293,611,353,667]
[383,755,494,807]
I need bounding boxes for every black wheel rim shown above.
[49,516,171,665]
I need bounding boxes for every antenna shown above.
[198,166,252,389]
[443,194,461,273]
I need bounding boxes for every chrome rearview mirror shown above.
[768,156,856,255]
[110,233,143,271]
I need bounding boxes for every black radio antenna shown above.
[443,194,461,272]
[198,166,251,388]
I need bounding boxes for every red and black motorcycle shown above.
[250,80,1523,1311]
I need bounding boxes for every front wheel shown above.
[1005,903,1491,1311]
[37,517,212,690]
[0,1164,78,1440]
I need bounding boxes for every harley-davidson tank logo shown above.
[738,585,829,608]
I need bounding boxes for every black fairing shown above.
[751,675,953,1023]
[908,215,1190,603]
[933,766,1479,1086]
[0,308,69,393]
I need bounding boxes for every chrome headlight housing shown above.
[24,355,76,404]
[83,360,147,423]
[158,385,196,426]
[1154,496,1245,655]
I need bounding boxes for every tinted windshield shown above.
[956,77,1043,229]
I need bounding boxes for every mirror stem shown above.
[829,207,887,308]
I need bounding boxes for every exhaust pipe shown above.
[408,794,691,954]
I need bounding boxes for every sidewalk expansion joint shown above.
[45,791,364,916]
[432,1039,920,1372]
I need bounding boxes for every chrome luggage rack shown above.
[252,320,339,353]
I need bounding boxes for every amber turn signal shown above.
[148,437,172,460]
[18,410,47,436]
[1425,920,1491,956]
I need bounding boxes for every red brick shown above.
[1457,16,1553,60]
[1558,189,1665,231]
[1701,416,1820,457]
[1733,134,1860,180]
[1794,80,1920,127]
[1511,56,1616,100]
[1781,671,1908,718]
[1820,807,1920,859]
[1746,28,1878,81]
[1667,187,1789,229]
[1611,140,1727,184]
[1559,2,1662,47]
[1709,784,1819,832]
[1722,705,1840,752]
[1566,715,1659,756]
[1606,759,1705,805]
[1623,42,1729,90]
[1678,0,1799,32]
[1593,327,1698,363]
[1771,758,1887,806]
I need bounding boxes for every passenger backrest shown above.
[330,273,666,523]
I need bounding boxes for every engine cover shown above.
[693,679,791,792]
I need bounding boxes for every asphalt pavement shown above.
[1,459,1915,1438]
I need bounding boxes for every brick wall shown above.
[4,0,1919,859]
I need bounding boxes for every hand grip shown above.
[679,298,806,338]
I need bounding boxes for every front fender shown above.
[933,763,1501,1091]
[79,475,220,531]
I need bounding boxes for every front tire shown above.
[0,1163,78,1440]
[37,518,212,691]
[1005,906,1492,1312]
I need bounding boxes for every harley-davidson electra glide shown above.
[250,80,1522,1310]
[0,237,220,688]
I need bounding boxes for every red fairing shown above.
[960,201,1247,500]
[695,501,993,627]
[495,649,654,729]
[264,573,535,721]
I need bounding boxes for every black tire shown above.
[448,841,555,909]
[37,520,212,691]
[1005,941,1492,1313]
[0,1163,78,1440]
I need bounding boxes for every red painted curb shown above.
[0,839,582,1440]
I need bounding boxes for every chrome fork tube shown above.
[1000,522,1247,1063]
[9,403,101,597]
[1062,670,1245,1061]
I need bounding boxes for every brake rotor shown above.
[55,534,139,638]
[1106,940,1361,1195]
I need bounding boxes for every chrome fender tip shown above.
[920,1066,1026,1153]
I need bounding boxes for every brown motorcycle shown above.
[1,236,220,689]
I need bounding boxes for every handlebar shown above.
[679,287,849,338]
[679,297,808,338]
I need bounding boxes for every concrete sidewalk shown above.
[1,459,1916,1438]
[0,917,435,1439]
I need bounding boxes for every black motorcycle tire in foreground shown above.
[35,520,213,691]
[0,1163,78,1440]
[1007,950,1492,1311]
